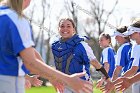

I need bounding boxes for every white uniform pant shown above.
[0,75,25,93]
[123,85,132,93]
[132,81,140,93]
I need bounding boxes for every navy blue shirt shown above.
[52,35,96,80]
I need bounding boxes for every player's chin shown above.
[61,35,71,39]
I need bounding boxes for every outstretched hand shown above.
[29,75,43,87]
[96,78,105,88]
[114,77,131,92]
[99,79,115,93]
[25,79,31,89]
[67,72,93,93]
[50,80,64,93]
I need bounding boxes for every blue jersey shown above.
[100,47,115,78]
[0,6,34,76]
[126,46,132,70]
[115,43,131,73]
[51,34,96,80]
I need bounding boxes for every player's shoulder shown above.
[77,41,89,47]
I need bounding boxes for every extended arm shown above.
[20,47,93,93]
[104,62,110,73]
[122,66,138,77]
[90,59,109,80]
[114,72,140,91]
[111,66,122,81]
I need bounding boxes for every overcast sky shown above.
[27,0,140,26]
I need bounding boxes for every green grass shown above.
[26,86,102,93]
[26,86,56,93]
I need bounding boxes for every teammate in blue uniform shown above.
[115,20,140,93]
[99,33,115,78]
[0,0,94,93]
[111,26,131,81]
[96,33,115,89]
[51,18,110,93]
[105,21,140,93]
[100,26,132,93]
[111,26,132,93]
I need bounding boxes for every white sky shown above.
[105,0,140,45]
[105,0,140,25]
[27,0,140,28]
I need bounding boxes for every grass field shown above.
[26,86,102,93]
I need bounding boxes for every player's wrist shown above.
[129,77,134,84]
[96,66,109,80]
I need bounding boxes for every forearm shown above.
[34,49,44,62]
[20,47,69,84]
[90,59,102,69]
[104,62,109,73]
[129,72,140,84]
[112,67,121,81]
[122,68,137,77]
[91,59,109,80]
[27,49,44,75]
[24,58,68,83]
[122,66,138,78]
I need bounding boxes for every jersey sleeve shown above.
[10,18,34,56]
[80,42,96,61]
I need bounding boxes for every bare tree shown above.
[64,0,78,33]
[26,0,51,63]
[84,0,118,60]
[45,15,51,65]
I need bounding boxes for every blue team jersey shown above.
[100,47,115,78]
[51,34,96,80]
[126,48,132,70]
[0,6,34,76]
[115,42,132,73]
